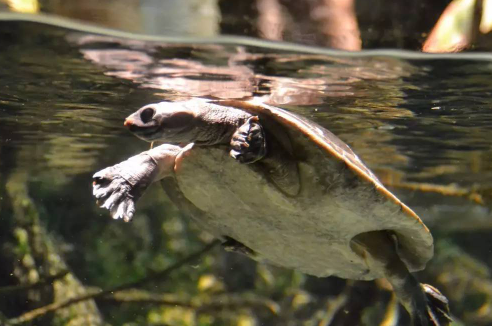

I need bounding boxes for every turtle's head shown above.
[124,102,196,143]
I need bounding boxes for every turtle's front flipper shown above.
[93,144,182,221]
[229,116,267,164]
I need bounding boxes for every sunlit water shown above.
[1,19,492,326]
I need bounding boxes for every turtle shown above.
[92,98,451,326]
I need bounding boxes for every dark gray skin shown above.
[124,100,267,164]
[93,99,451,326]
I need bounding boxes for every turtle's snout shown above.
[123,118,134,127]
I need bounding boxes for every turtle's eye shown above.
[140,107,155,124]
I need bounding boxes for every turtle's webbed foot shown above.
[412,284,451,326]
[422,284,452,326]
[230,116,267,164]
[93,153,158,222]
[93,169,136,222]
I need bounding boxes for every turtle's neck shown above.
[191,102,252,145]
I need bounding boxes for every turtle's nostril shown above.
[124,118,134,127]
[140,107,155,124]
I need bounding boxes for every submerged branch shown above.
[0,271,69,295]
[386,181,486,205]
[101,288,280,315]
[8,240,221,325]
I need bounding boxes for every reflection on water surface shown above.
[1,19,492,326]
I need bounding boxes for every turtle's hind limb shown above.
[351,231,451,326]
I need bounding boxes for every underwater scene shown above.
[1,2,492,326]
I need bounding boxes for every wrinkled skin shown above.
[124,100,267,164]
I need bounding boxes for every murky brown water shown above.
[2,17,492,326]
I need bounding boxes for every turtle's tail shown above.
[419,283,452,326]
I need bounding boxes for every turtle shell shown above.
[162,98,433,280]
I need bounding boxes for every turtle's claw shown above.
[110,196,134,222]
[92,169,115,198]
[93,183,112,200]
[124,201,135,222]
[413,284,451,326]
[101,184,126,210]
[423,284,452,326]
[230,116,267,164]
